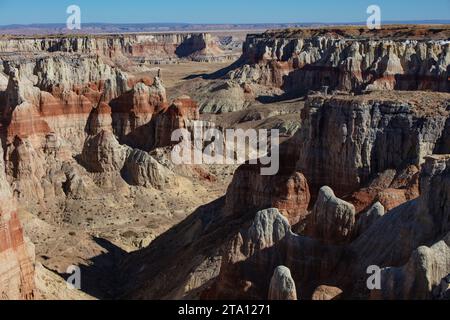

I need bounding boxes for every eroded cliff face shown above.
[216,91,450,299]
[0,143,35,300]
[227,27,450,95]
[0,54,131,207]
[1,54,128,149]
[348,155,450,299]
[0,47,225,298]
[0,51,213,244]
[295,92,450,197]
[0,33,231,67]
[207,156,450,300]
[120,90,450,300]
[224,165,310,226]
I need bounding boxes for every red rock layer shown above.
[152,96,200,149]
[344,166,420,214]
[110,80,168,145]
[0,209,35,299]
[4,82,106,141]
[225,165,310,226]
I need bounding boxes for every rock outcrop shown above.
[151,95,200,149]
[0,33,233,67]
[228,26,450,96]
[354,202,385,237]
[203,208,344,300]
[0,144,35,300]
[110,78,167,148]
[371,233,450,300]
[307,186,356,244]
[120,92,450,300]
[346,155,450,298]
[311,285,343,301]
[121,149,175,189]
[1,53,129,151]
[211,208,292,299]
[225,167,310,225]
[268,266,297,300]
[0,53,131,207]
[295,92,450,197]
[210,155,450,300]
[0,51,198,209]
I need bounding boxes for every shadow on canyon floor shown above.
[55,237,127,300]
[115,196,255,299]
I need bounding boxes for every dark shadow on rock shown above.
[256,91,303,104]
[182,73,210,80]
[181,57,246,81]
[434,117,450,154]
[116,197,252,299]
[56,237,127,300]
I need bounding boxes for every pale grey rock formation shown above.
[268,266,297,300]
[122,149,174,190]
[247,209,292,252]
[296,95,449,196]
[208,207,344,299]
[81,130,174,190]
[347,155,450,298]
[309,186,356,244]
[81,131,129,173]
[373,233,450,300]
[212,208,296,299]
[196,80,251,113]
[2,53,129,96]
[354,202,385,237]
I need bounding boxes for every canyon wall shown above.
[210,153,450,299]
[0,49,210,299]
[0,51,204,213]
[0,141,35,300]
[0,33,232,65]
[227,27,450,95]
[295,92,449,197]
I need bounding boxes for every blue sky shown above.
[0,0,449,25]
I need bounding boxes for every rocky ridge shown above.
[0,33,237,68]
[225,25,450,98]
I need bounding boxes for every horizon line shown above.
[1,19,450,28]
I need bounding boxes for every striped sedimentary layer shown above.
[228,27,450,94]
